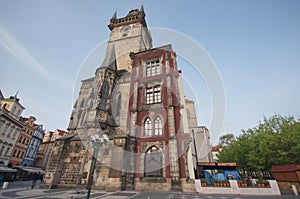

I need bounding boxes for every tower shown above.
[107,7,152,71]
[44,7,197,192]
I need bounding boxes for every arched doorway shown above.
[144,146,163,177]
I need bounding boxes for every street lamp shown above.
[86,133,109,199]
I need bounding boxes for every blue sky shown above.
[0,0,299,143]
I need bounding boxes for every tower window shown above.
[116,94,121,119]
[154,117,163,135]
[144,116,163,136]
[144,117,152,136]
[145,59,161,77]
[99,81,109,111]
[146,85,161,104]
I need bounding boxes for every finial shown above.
[140,4,144,12]
[112,9,117,19]
[14,90,19,99]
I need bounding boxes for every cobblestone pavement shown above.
[1,189,299,199]
[0,188,140,199]
[131,192,299,199]
[0,181,298,199]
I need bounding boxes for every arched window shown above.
[144,117,152,136]
[144,146,163,177]
[154,117,163,135]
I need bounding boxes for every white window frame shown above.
[145,59,161,77]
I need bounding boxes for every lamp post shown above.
[86,133,108,199]
[192,129,199,179]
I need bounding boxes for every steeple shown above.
[99,44,117,71]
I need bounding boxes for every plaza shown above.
[0,180,298,199]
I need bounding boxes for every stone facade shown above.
[185,99,198,128]
[44,7,210,192]
[36,129,67,169]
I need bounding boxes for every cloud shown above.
[0,24,52,80]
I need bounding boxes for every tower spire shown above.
[100,44,117,71]
[140,4,144,12]
[112,9,117,19]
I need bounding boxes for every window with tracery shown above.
[144,117,152,136]
[144,116,163,136]
[144,146,163,177]
[116,94,121,119]
[154,117,163,135]
[99,81,109,110]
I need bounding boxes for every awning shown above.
[13,166,46,174]
[0,165,17,173]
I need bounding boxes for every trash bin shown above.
[2,181,9,189]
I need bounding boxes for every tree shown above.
[218,114,300,170]
[218,133,235,147]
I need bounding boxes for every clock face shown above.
[120,25,131,35]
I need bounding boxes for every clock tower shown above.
[43,6,202,193]
[106,6,152,71]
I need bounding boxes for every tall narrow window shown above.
[12,106,16,114]
[5,147,10,156]
[146,87,153,104]
[80,99,85,108]
[154,117,163,135]
[116,94,121,118]
[144,117,152,136]
[146,85,161,104]
[146,59,161,77]
[186,109,191,118]
[153,86,161,103]
[99,81,109,111]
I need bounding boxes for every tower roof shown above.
[108,7,147,30]
[99,44,117,71]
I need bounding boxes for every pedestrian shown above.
[0,173,4,187]
[31,172,39,189]
[40,173,44,183]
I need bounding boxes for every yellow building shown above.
[0,90,24,166]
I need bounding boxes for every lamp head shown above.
[90,133,109,144]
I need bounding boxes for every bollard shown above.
[2,182,9,189]
[291,185,298,196]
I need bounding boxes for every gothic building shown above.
[44,7,208,192]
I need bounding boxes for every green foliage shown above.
[218,133,235,147]
[218,114,300,170]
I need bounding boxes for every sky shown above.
[0,0,299,144]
